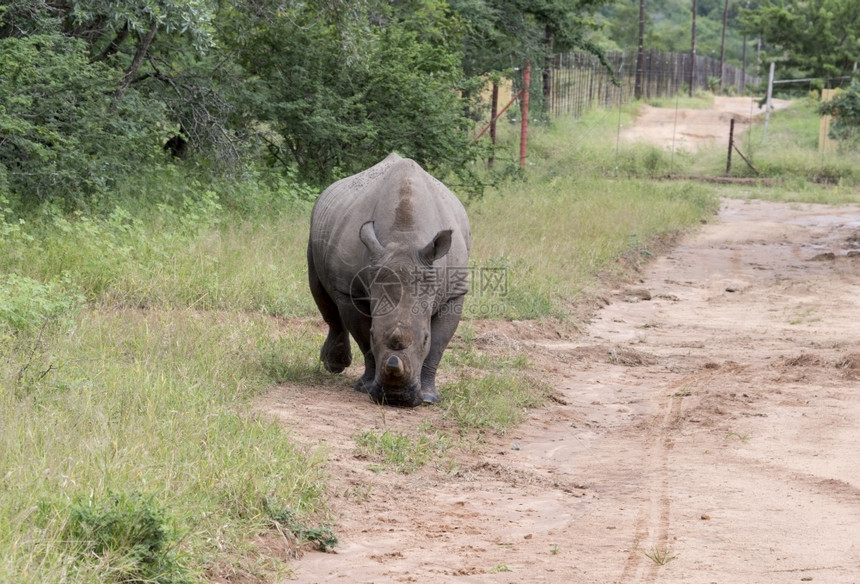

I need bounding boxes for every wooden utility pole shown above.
[488,84,499,169]
[689,0,698,97]
[635,0,646,100]
[719,0,729,93]
[520,61,531,170]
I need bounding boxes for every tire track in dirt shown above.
[618,390,682,583]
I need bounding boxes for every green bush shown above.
[820,82,860,149]
[0,273,82,336]
[61,491,192,584]
[0,34,165,209]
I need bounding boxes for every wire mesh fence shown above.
[548,50,762,118]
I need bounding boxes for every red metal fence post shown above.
[519,61,531,169]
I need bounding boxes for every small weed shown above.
[346,484,373,502]
[788,307,817,325]
[643,546,678,565]
[549,544,560,555]
[726,431,751,443]
[262,499,338,552]
[489,564,512,573]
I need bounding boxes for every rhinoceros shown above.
[307,153,471,407]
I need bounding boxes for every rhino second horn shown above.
[385,355,404,377]
[388,327,412,350]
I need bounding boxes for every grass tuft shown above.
[354,426,451,474]
[643,546,678,565]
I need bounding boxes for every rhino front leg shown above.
[421,296,465,404]
[335,300,376,394]
[308,246,352,373]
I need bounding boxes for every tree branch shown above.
[116,20,158,99]
[94,21,130,63]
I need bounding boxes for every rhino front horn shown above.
[384,355,404,377]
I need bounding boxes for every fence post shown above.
[489,83,499,169]
[763,62,775,139]
[520,60,531,169]
[726,118,735,175]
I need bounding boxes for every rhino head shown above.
[358,221,452,406]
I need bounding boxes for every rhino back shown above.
[310,154,470,296]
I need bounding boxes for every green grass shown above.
[0,173,317,317]
[440,331,549,433]
[646,92,715,110]
[0,308,328,582]
[467,114,719,319]
[354,424,451,474]
[689,99,860,203]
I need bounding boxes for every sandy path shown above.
[619,96,793,151]
[260,197,860,583]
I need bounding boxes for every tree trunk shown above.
[719,0,729,93]
[689,0,698,97]
[542,25,554,104]
[635,0,646,100]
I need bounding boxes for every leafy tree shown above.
[591,0,752,67]
[0,0,253,209]
[0,34,164,207]
[739,0,860,84]
[453,0,611,99]
[820,82,860,148]
[54,0,248,164]
[223,0,479,184]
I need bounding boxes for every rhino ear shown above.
[419,229,452,265]
[360,221,385,256]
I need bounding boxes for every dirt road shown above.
[263,197,860,584]
[261,96,859,582]
[619,96,793,152]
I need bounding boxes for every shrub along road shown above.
[260,196,860,583]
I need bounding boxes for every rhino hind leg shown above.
[421,296,465,404]
[308,246,352,373]
[321,330,352,373]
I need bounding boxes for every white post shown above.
[763,61,775,139]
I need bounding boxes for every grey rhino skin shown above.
[307,153,471,407]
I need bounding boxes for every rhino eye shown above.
[424,332,430,346]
